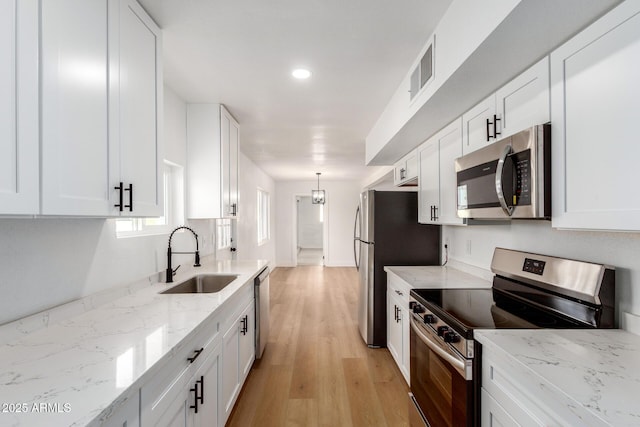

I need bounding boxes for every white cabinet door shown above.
[187,104,240,219]
[112,0,163,217]
[221,315,241,423]
[238,301,255,380]
[220,106,239,218]
[551,1,640,231]
[0,0,38,214]
[398,304,410,383]
[496,56,550,139]
[41,0,112,216]
[438,118,464,225]
[191,344,221,427]
[481,388,520,427]
[462,94,496,155]
[417,140,439,224]
[386,293,403,373]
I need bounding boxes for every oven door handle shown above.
[495,144,515,217]
[410,317,469,379]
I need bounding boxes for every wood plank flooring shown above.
[227,266,410,427]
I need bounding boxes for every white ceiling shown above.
[138,0,451,182]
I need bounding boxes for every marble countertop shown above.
[0,260,268,427]
[476,329,640,426]
[384,265,492,289]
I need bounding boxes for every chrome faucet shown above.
[166,226,201,283]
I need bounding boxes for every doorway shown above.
[296,196,324,266]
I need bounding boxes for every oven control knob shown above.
[412,304,425,314]
[437,326,449,337]
[423,314,436,324]
[409,301,417,310]
[443,331,460,343]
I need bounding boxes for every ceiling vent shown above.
[409,37,434,101]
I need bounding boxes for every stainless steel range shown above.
[408,248,615,427]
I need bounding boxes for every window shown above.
[257,188,270,245]
[217,219,232,249]
[116,161,184,237]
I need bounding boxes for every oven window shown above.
[410,324,472,426]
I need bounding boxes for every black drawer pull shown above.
[187,348,204,364]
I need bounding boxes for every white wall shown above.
[297,196,323,249]
[275,180,360,267]
[236,152,276,264]
[444,222,640,329]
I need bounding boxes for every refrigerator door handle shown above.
[353,205,360,240]
[353,205,361,270]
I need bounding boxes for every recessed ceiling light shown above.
[292,68,312,79]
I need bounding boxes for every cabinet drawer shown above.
[140,315,220,426]
[387,274,411,307]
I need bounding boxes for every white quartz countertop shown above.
[476,329,640,426]
[384,265,492,289]
[0,260,268,427]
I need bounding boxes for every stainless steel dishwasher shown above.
[254,266,270,359]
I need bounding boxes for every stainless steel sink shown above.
[160,274,238,294]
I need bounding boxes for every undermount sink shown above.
[161,274,238,294]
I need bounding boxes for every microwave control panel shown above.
[513,149,531,206]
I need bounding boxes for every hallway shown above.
[227,266,410,426]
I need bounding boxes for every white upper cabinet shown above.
[417,140,439,223]
[393,150,418,186]
[41,0,162,217]
[462,57,550,156]
[462,94,497,155]
[0,0,39,215]
[496,56,550,139]
[41,0,111,216]
[187,104,240,219]
[419,118,465,225]
[112,0,163,217]
[551,1,640,231]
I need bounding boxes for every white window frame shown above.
[217,219,232,250]
[116,160,185,238]
[257,188,270,246]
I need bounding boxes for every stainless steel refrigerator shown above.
[354,190,440,347]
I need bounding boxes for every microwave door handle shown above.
[495,144,515,217]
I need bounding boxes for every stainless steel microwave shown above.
[454,124,550,220]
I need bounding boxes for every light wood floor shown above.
[227,266,410,427]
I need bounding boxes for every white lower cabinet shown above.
[551,0,640,231]
[481,389,519,427]
[139,280,256,427]
[101,391,140,427]
[221,299,255,425]
[386,275,410,384]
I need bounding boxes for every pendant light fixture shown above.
[311,172,325,204]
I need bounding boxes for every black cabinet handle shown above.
[124,183,133,212]
[241,315,248,335]
[393,305,397,322]
[433,206,438,221]
[396,306,401,323]
[400,168,406,180]
[190,376,204,413]
[493,114,501,139]
[486,118,491,141]
[114,182,124,211]
[187,348,204,364]
[230,203,237,216]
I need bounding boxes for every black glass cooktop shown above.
[411,287,592,338]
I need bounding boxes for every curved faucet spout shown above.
[166,225,201,283]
